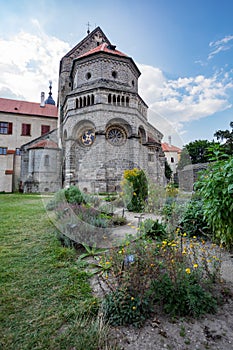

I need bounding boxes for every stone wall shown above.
[178,163,209,191]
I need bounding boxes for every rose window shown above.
[106,126,126,145]
[81,130,95,146]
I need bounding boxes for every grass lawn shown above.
[0,194,110,350]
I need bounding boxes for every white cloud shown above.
[0,19,70,102]
[208,35,233,60]
[138,63,233,141]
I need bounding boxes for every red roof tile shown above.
[77,42,127,59]
[162,142,181,153]
[0,98,58,118]
[28,140,58,149]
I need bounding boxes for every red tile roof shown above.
[162,142,181,153]
[28,140,58,149]
[0,98,58,118]
[77,42,127,59]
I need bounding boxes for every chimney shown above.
[40,92,45,107]
[168,135,172,146]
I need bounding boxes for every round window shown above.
[106,126,126,145]
[81,129,95,146]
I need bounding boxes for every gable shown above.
[64,27,111,60]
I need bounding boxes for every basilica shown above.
[20,27,165,193]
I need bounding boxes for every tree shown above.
[214,121,233,155]
[177,147,191,170]
[186,140,214,164]
[177,140,214,169]
[165,160,172,180]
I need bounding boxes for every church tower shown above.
[58,27,165,192]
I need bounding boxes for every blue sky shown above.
[0,0,233,147]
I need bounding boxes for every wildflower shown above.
[150,263,155,267]
[171,243,177,247]
[182,247,187,255]
[131,297,135,301]
[185,268,191,274]
[201,240,205,245]
[132,306,136,310]
[193,263,198,268]
[162,241,167,245]
[183,233,187,237]
[105,261,110,264]
[193,236,197,239]
[118,250,122,254]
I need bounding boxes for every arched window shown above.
[87,95,90,106]
[121,95,125,105]
[171,157,174,163]
[117,95,121,105]
[79,97,82,108]
[108,94,111,104]
[126,96,129,106]
[113,95,116,105]
[91,94,95,105]
[76,99,79,109]
[83,96,86,107]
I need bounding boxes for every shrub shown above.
[195,150,233,249]
[140,218,167,240]
[46,188,66,210]
[102,288,151,327]
[122,168,148,212]
[65,185,86,204]
[180,197,211,237]
[150,272,217,317]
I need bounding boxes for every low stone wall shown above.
[178,163,209,192]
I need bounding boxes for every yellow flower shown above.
[193,263,198,268]
[185,268,191,274]
[183,233,187,237]
[193,236,197,239]
[132,306,136,310]
[171,243,177,247]
[118,250,122,254]
[105,261,110,264]
[131,297,134,301]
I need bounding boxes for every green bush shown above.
[180,197,210,237]
[150,272,217,317]
[102,288,151,327]
[46,188,66,210]
[140,218,167,240]
[195,150,233,249]
[122,168,148,212]
[64,185,86,204]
